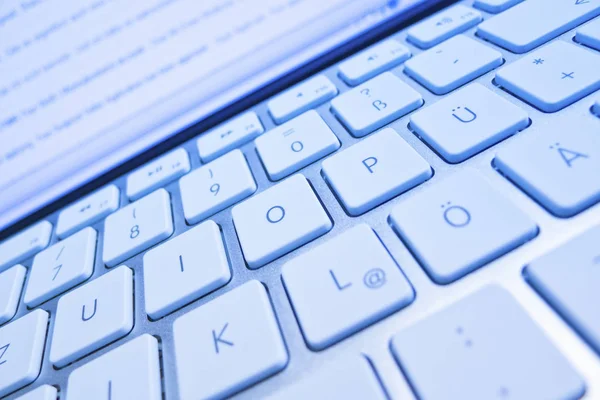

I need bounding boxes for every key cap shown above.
[496,41,600,113]
[473,0,523,14]
[256,111,340,181]
[391,286,585,400]
[495,120,600,217]
[0,221,52,273]
[144,220,231,320]
[16,385,57,400]
[232,175,332,269]
[174,280,288,400]
[24,227,96,308]
[66,334,161,400]
[322,128,432,215]
[405,35,503,95]
[126,148,190,201]
[339,39,411,85]
[407,5,482,49]
[268,75,337,124]
[0,265,25,326]
[577,17,600,50]
[56,185,119,239]
[390,170,538,284]
[102,189,173,267]
[594,98,600,116]
[50,266,133,368]
[410,83,529,163]
[267,356,386,400]
[526,226,600,354]
[331,72,423,137]
[197,112,264,162]
[283,224,414,350]
[478,0,600,54]
[179,150,256,225]
[0,310,49,398]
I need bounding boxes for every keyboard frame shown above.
[3,0,600,398]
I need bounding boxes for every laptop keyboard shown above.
[1,0,600,398]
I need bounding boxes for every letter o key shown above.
[266,205,285,224]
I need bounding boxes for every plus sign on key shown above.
[496,41,600,112]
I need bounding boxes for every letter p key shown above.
[362,157,378,174]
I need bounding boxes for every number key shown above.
[103,189,173,267]
[179,150,257,225]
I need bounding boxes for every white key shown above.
[0,221,52,273]
[179,150,256,225]
[174,280,288,400]
[256,111,340,180]
[0,310,49,398]
[56,186,119,239]
[0,265,26,326]
[339,39,411,85]
[103,189,173,267]
[66,334,161,400]
[24,227,96,308]
[282,224,414,350]
[50,266,134,368]
[198,112,264,162]
[126,148,190,201]
[232,175,332,269]
[16,385,58,400]
[473,0,523,13]
[331,72,423,137]
[268,75,338,124]
[577,18,600,51]
[322,128,432,216]
[267,356,386,400]
[143,221,231,320]
[407,5,482,49]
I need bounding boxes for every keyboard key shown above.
[473,0,523,13]
[0,310,49,398]
[17,385,57,400]
[407,5,482,49]
[0,265,25,326]
[143,220,231,320]
[268,75,337,124]
[331,72,423,137]
[232,175,332,269]
[594,98,600,116]
[50,266,134,368]
[283,224,414,350]
[179,150,256,225]
[24,227,96,308]
[496,41,600,113]
[267,356,386,400]
[577,17,600,50]
[478,0,600,53]
[405,35,503,95]
[56,185,119,239]
[174,280,288,400]
[391,286,585,400]
[197,112,264,162]
[126,148,190,201]
[339,39,411,85]
[102,189,173,267]
[390,170,538,284]
[410,83,529,163]
[256,110,340,180]
[322,128,432,215]
[526,226,600,354]
[0,221,52,273]
[495,121,600,217]
[67,334,161,400]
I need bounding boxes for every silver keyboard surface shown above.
[1,0,600,399]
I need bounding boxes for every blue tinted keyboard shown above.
[1,1,600,399]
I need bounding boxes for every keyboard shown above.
[1,0,600,398]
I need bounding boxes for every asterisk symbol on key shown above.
[533,58,544,65]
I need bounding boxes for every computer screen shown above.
[0,0,427,230]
